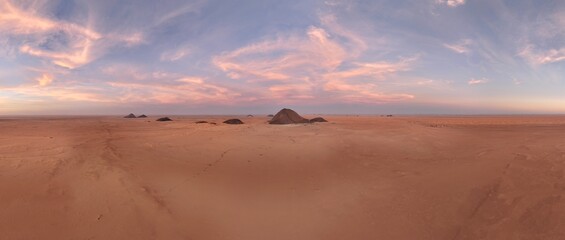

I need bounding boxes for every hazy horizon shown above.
[1,0,565,114]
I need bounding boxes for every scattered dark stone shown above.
[156,117,172,121]
[210,122,217,125]
[269,108,309,124]
[387,115,393,117]
[137,114,147,118]
[223,119,244,124]
[195,121,208,124]
[309,117,328,123]
[124,113,136,118]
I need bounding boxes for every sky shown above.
[1,0,564,115]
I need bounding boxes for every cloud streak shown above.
[214,14,415,103]
[3,0,565,114]
[468,78,488,85]
[160,47,190,62]
[444,39,472,54]
[0,0,142,69]
[0,83,110,103]
[214,26,347,81]
[436,0,466,7]
[519,45,565,65]
[1,69,238,106]
[101,66,239,104]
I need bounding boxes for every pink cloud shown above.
[101,67,240,104]
[1,1,59,35]
[519,11,565,66]
[468,78,488,85]
[324,58,414,80]
[101,65,158,81]
[160,46,190,62]
[213,14,415,104]
[35,73,53,86]
[2,66,239,105]
[107,78,238,104]
[214,26,348,82]
[318,14,368,57]
[443,39,473,54]
[324,79,414,103]
[19,42,95,70]
[1,1,143,69]
[520,45,565,65]
[0,84,110,103]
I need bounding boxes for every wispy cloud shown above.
[517,8,565,66]
[0,83,110,103]
[519,45,565,65]
[214,26,347,82]
[154,1,206,26]
[213,14,415,103]
[444,39,472,54]
[512,78,522,85]
[468,78,488,85]
[2,68,238,105]
[436,0,466,8]
[5,0,565,114]
[323,58,414,80]
[107,77,238,104]
[101,66,239,104]
[0,0,142,69]
[160,46,190,62]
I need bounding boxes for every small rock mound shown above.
[269,108,309,124]
[267,114,274,117]
[156,117,172,121]
[247,115,254,117]
[195,121,208,124]
[309,117,328,123]
[137,114,147,118]
[223,119,244,124]
[124,113,136,118]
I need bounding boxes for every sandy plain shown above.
[1,115,565,240]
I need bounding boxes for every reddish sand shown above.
[1,115,565,240]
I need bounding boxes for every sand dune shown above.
[1,115,565,239]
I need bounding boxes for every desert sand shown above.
[1,115,565,240]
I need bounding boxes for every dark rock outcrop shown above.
[309,117,328,123]
[223,119,244,124]
[124,113,136,118]
[137,114,147,118]
[156,117,172,121]
[269,108,309,124]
